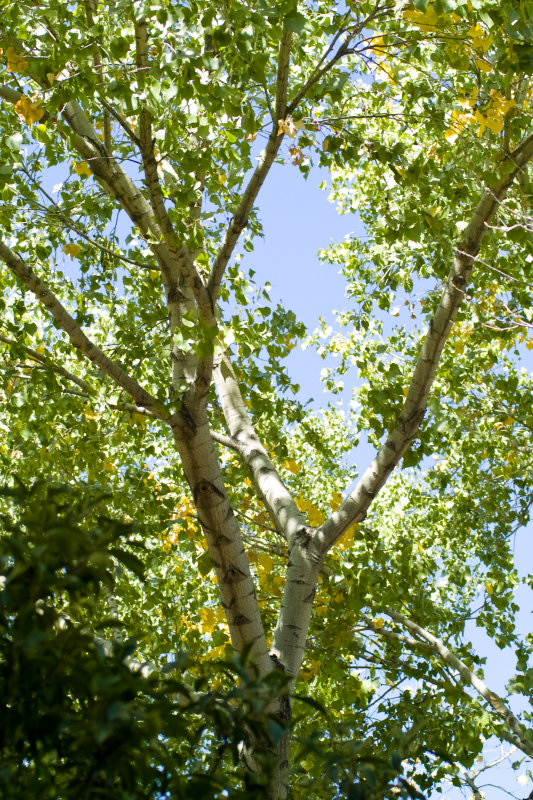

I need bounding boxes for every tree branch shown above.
[210,429,240,452]
[316,131,533,554]
[1,82,216,398]
[206,27,292,302]
[214,353,305,542]
[83,0,112,152]
[287,3,390,114]
[59,101,190,281]
[20,171,160,271]
[0,241,175,423]
[382,606,533,758]
[130,16,214,395]
[0,333,94,394]
[134,16,176,243]
[359,612,434,653]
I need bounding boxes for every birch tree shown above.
[1,0,533,797]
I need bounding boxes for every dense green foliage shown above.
[0,482,292,799]
[0,0,532,797]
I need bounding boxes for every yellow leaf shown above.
[36,343,46,355]
[402,6,438,31]
[199,607,217,633]
[338,521,358,549]
[467,26,492,52]
[103,459,116,472]
[485,115,504,134]
[373,617,385,629]
[5,46,28,74]
[475,110,487,137]
[14,95,44,125]
[309,507,325,527]
[330,492,342,511]
[74,161,92,177]
[278,117,298,139]
[258,553,274,572]
[63,243,81,257]
[283,459,302,475]
[217,172,227,185]
[296,496,325,526]
[417,542,424,554]
[84,410,101,421]
[484,581,494,595]
[245,131,257,142]
[289,145,304,166]
[475,58,493,73]
[444,128,459,144]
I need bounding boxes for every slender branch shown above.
[206,27,292,302]
[457,765,483,800]
[0,241,175,423]
[101,99,140,146]
[472,746,518,777]
[359,612,434,653]
[382,606,533,758]
[274,26,293,123]
[59,101,187,279]
[0,84,25,105]
[62,99,213,327]
[214,353,305,542]
[134,16,176,243]
[287,3,390,114]
[210,429,240,451]
[1,82,215,399]
[84,0,112,152]
[316,131,533,554]
[19,171,160,271]
[0,333,94,393]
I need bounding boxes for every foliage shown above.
[0,480,292,800]
[0,0,532,798]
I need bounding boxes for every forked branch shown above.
[316,131,533,555]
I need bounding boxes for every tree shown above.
[0,0,532,797]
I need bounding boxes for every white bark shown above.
[214,354,306,541]
[170,409,272,676]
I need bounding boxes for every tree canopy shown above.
[0,0,533,797]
